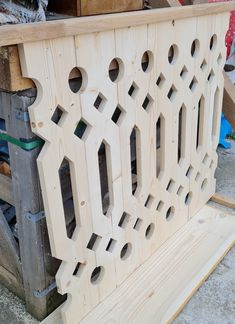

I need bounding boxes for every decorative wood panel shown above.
[18,11,229,324]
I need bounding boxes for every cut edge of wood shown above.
[211,193,235,210]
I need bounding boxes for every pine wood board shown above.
[0,3,234,47]
[41,205,235,324]
[211,193,235,209]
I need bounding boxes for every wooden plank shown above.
[48,0,143,17]
[148,0,181,8]
[211,193,235,209]
[48,0,81,17]
[0,174,13,205]
[0,46,34,91]
[222,71,235,130]
[0,2,234,47]
[0,264,24,300]
[0,88,61,321]
[41,205,235,324]
[0,210,22,279]
[81,0,143,16]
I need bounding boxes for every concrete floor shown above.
[0,142,234,324]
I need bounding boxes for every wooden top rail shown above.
[0,2,235,47]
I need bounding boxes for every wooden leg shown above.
[0,89,61,320]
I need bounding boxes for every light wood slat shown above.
[0,3,234,47]
[41,205,235,324]
[211,193,235,209]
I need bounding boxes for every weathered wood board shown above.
[48,0,143,17]
[0,3,232,323]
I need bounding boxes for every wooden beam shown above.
[211,193,235,210]
[81,0,143,16]
[0,174,13,205]
[41,205,235,324]
[0,46,34,91]
[223,71,235,130]
[0,210,22,279]
[148,0,181,8]
[0,2,234,47]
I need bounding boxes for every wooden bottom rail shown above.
[211,193,235,210]
[41,204,235,324]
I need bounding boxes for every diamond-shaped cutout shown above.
[200,59,207,71]
[74,119,89,140]
[207,69,215,83]
[94,92,107,111]
[189,77,198,92]
[51,105,65,125]
[106,238,117,253]
[145,194,154,209]
[128,82,139,99]
[180,66,188,80]
[87,233,102,251]
[217,53,222,65]
[133,218,143,231]
[156,200,164,212]
[195,172,201,182]
[167,85,177,101]
[156,73,166,89]
[142,94,153,112]
[209,160,214,169]
[186,165,194,178]
[166,179,175,193]
[111,105,124,125]
[73,262,85,277]
[118,212,131,229]
[202,153,209,165]
[177,185,183,196]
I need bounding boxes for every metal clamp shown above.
[34,281,57,299]
[26,211,45,222]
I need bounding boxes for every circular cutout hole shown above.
[210,34,217,51]
[168,45,178,64]
[68,67,87,93]
[145,223,155,239]
[109,58,124,82]
[90,266,104,284]
[185,191,192,205]
[120,243,132,260]
[201,178,208,191]
[191,39,200,57]
[166,206,175,221]
[141,51,154,72]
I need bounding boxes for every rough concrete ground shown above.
[0,142,234,323]
[175,140,235,323]
[0,284,38,324]
[174,246,235,324]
